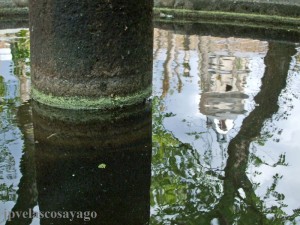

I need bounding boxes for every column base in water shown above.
[29,0,153,110]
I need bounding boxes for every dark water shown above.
[0,24,300,225]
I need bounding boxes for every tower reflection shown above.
[199,36,268,143]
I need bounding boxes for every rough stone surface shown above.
[153,21,300,44]
[0,0,28,7]
[154,0,300,17]
[0,0,13,7]
[0,0,27,20]
[30,0,153,109]
[12,0,28,7]
[155,0,194,9]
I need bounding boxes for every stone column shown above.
[29,0,153,109]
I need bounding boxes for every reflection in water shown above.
[152,27,300,224]
[5,101,36,225]
[247,46,300,218]
[0,29,152,225]
[6,101,152,225]
[0,29,29,223]
[199,37,267,143]
[0,147,17,202]
[1,24,300,225]
[153,29,268,171]
[30,103,152,225]
[215,42,297,225]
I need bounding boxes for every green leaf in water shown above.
[98,163,106,169]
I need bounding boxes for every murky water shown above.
[0,23,300,225]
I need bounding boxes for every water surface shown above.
[0,23,300,225]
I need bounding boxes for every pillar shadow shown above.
[8,102,152,225]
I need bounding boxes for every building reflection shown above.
[0,42,11,61]
[151,25,300,224]
[153,28,200,98]
[153,28,268,169]
[199,37,268,142]
[153,29,268,142]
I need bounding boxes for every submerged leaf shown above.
[98,163,106,169]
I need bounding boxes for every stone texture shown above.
[30,0,153,109]
[0,0,14,7]
[12,0,28,7]
[0,0,28,7]
[154,0,194,9]
[155,0,300,17]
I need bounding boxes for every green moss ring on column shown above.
[31,86,152,110]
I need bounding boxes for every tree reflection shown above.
[214,42,299,225]
[151,42,300,224]
[5,101,36,225]
[10,30,30,77]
